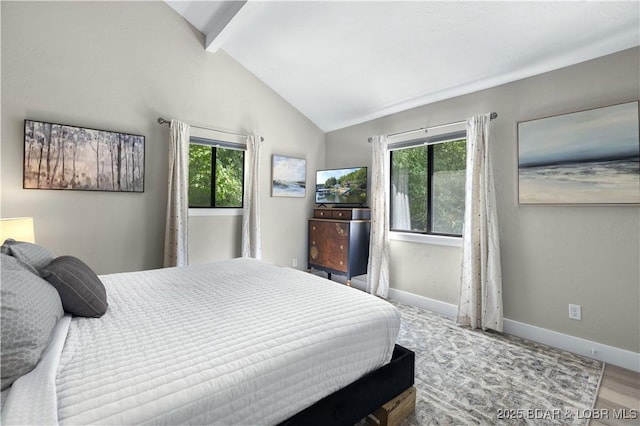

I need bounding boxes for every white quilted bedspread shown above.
[4,258,400,425]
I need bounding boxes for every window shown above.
[390,131,466,237]
[188,138,245,208]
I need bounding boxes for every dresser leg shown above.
[346,280,352,287]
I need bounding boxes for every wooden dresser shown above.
[308,208,370,286]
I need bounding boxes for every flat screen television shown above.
[315,166,367,206]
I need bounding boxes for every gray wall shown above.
[327,48,640,352]
[1,1,324,274]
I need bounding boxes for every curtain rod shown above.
[367,112,497,143]
[157,117,264,142]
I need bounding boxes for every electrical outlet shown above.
[568,304,582,320]
[292,257,298,268]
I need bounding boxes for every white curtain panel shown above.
[391,168,411,230]
[242,135,262,259]
[457,114,503,332]
[367,135,390,298]
[164,119,190,268]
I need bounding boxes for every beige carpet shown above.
[389,301,603,425]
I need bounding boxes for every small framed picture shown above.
[271,155,306,198]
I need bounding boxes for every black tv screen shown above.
[315,166,367,205]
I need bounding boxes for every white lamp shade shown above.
[0,217,36,243]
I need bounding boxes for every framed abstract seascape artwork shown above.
[517,101,639,205]
[271,155,306,197]
[23,120,145,192]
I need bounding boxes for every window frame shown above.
[389,130,467,239]
[188,136,246,210]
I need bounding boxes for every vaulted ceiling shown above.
[166,1,639,132]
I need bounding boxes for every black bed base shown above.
[278,344,415,426]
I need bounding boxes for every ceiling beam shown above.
[204,1,248,53]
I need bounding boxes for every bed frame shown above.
[279,344,415,426]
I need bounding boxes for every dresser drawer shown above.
[309,243,348,273]
[313,209,332,219]
[332,210,352,220]
[309,221,349,240]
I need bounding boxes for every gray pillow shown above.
[1,239,55,272]
[39,256,108,318]
[1,254,64,390]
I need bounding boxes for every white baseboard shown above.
[388,288,459,319]
[388,288,640,373]
[503,319,640,373]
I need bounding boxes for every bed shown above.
[1,248,414,425]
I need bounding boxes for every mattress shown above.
[2,258,400,425]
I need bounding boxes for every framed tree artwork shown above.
[517,101,639,205]
[23,120,145,192]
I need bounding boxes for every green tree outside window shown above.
[188,143,244,208]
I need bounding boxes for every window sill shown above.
[389,231,462,247]
[188,208,243,217]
